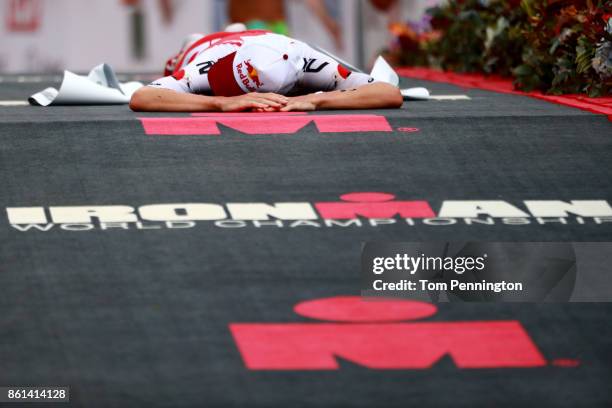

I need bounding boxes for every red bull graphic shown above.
[230,296,548,370]
[244,60,263,88]
[235,62,255,92]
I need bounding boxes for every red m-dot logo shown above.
[230,296,547,370]
[139,112,393,135]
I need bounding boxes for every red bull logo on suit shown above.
[235,61,256,92]
[244,60,263,88]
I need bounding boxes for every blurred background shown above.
[1,0,609,95]
[0,0,437,73]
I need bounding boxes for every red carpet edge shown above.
[397,67,612,121]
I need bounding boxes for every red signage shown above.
[230,296,547,370]
[6,0,41,32]
[315,192,435,219]
[139,113,393,135]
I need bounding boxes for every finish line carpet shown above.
[0,76,611,407]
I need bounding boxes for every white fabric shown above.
[370,56,400,87]
[149,32,379,96]
[231,36,303,94]
[400,87,430,100]
[29,64,143,106]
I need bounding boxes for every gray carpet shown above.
[0,76,611,407]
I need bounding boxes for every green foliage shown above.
[415,0,612,96]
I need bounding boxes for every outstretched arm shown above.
[129,86,288,112]
[280,82,403,111]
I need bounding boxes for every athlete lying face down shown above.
[129,30,403,112]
